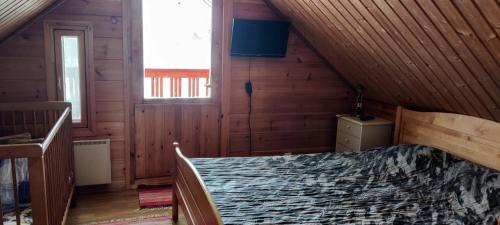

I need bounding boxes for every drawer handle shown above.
[344,138,350,143]
[346,125,351,129]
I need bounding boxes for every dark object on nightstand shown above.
[353,85,374,121]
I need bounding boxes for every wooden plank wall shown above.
[133,0,354,178]
[364,99,398,122]
[227,0,354,156]
[0,0,355,185]
[134,104,220,179]
[130,0,224,181]
[0,0,129,191]
[269,0,500,122]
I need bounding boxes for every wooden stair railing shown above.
[0,102,74,225]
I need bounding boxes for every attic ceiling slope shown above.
[0,0,59,42]
[268,0,500,121]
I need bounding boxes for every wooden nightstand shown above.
[335,115,393,152]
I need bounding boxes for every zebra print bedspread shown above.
[190,144,500,225]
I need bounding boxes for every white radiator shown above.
[73,139,111,186]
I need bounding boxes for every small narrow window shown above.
[55,31,87,125]
[142,0,213,99]
[55,32,86,124]
[45,21,95,135]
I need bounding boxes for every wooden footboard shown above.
[172,142,223,225]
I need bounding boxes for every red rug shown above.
[92,216,171,225]
[138,186,173,208]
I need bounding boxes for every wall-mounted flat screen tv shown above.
[230,19,290,58]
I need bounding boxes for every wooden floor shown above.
[66,190,187,225]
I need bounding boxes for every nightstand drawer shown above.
[336,115,393,153]
[338,118,362,138]
[337,131,361,150]
[335,142,353,152]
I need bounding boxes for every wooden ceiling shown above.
[268,0,500,121]
[0,0,59,41]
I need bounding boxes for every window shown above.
[142,0,213,99]
[55,31,86,124]
[45,21,95,134]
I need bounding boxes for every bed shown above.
[172,107,500,225]
[0,102,75,225]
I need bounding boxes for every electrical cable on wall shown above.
[245,58,253,156]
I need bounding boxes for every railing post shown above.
[177,78,182,97]
[188,78,192,97]
[28,156,49,225]
[151,78,155,97]
[159,77,164,97]
[170,78,174,97]
[195,78,200,97]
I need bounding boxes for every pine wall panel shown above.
[0,0,129,191]
[227,0,354,156]
[134,104,221,179]
[0,0,356,187]
[269,0,500,121]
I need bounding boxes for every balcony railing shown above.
[145,68,210,98]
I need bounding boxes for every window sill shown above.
[141,97,218,106]
[72,127,96,138]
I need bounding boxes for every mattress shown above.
[190,144,500,225]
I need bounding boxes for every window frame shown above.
[128,0,222,105]
[44,20,96,136]
[54,30,87,126]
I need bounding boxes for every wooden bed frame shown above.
[0,102,75,225]
[172,106,500,225]
[393,106,500,171]
[172,142,223,225]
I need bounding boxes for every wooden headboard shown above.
[393,106,500,171]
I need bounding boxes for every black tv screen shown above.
[231,19,290,58]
